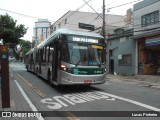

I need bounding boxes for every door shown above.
[110,59,114,74]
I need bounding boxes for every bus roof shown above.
[25,29,104,55]
[25,48,35,55]
[37,29,104,49]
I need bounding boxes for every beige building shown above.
[48,11,125,37]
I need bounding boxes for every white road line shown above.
[14,80,45,120]
[98,91,160,112]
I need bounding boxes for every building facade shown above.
[107,28,135,75]
[48,11,125,36]
[133,0,160,75]
[32,19,51,46]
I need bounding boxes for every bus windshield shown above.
[62,43,106,66]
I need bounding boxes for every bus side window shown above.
[47,47,50,63]
[40,49,43,63]
[43,47,47,63]
[49,47,53,63]
[36,51,39,63]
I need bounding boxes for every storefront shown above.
[138,35,160,75]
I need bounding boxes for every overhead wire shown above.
[0,8,55,23]
[107,0,142,11]
[82,0,103,19]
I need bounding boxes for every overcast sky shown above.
[0,0,142,41]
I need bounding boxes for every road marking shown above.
[65,112,80,120]
[97,91,160,112]
[106,98,115,101]
[40,91,116,110]
[41,91,160,112]
[14,80,45,120]
[16,73,46,98]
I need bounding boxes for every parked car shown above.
[9,56,16,62]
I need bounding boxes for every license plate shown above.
[84,80,92,84]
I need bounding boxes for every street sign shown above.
[79,23,95,31]
[1,46,8,53]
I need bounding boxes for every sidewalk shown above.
[107,74,160,89]
[0,75,37,120]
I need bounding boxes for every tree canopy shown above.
[0,14,28,46]
[19,39,31,54]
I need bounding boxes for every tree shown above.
[15,39,31,61]
[0,14,28,47]
[19,39,31,54]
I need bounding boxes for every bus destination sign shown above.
[72,37,98,43]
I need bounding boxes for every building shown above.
[107,9,135,75]
[108,28,135,75]
[32,19,51,46]
[48,11,125,37]
[133,0,160,75]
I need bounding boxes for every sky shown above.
[0,0,142,41]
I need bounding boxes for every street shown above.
[9,62,160,120]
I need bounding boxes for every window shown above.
[61,43,70,63]
[119,54,132,66]
[61,43,105,66]
[141,11,159,27]
[36,51,39,63]
[49,47,54,63]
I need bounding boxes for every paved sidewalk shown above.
[0,75,37,120]
[107,74,160,89]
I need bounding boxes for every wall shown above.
[49,11,125,35]
[133,0,160,36]
[108,37,136,75]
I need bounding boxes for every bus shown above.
[25,29,106,86]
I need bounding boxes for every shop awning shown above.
[145,36,160,46]
[131,30,160,39]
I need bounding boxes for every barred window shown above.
[141,11,159,27]
[119,54,132,66]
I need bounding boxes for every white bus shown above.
[25,29,106,86]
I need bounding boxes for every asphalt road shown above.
[9,62,160,120]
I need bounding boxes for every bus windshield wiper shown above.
[96,61,101,67]
[75,60,80,67]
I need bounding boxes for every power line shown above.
[82,0,103,19]
[107,0,142,12]
[64,0,92,20]
[0,7,55,23]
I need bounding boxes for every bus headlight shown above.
[60,64,72,73]
[61,64,67,71]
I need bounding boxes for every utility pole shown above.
[102,0,106,40]
[102,0,109,73]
